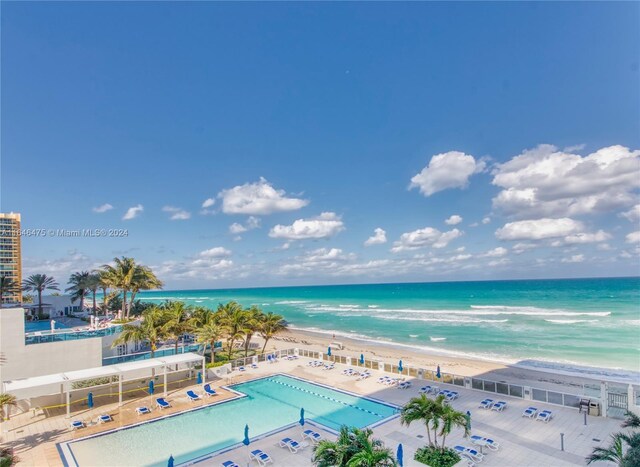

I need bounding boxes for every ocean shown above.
[139,277,640,382]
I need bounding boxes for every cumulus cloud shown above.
[512,242,537,254]
[200,198,216,215]
[229,223,247,234]
[162,206,191,220]
[626,231,640,244]
[492,144,640,218]
[562,230,611,245]
[482,247,508,257]
[561,254,585,263]
[495,218,583,241]
[92,203,113,213]
[229,216,261,235]
[199,247,231,258]
[482,217,491,225]
[409,151,486,196]
[122,204,144,220]
[269,212,344,240]
[391,227,462,252]
[219,178,309,215]
[621,204,640,223]
[364,228,387,246]
[445,215,463,226]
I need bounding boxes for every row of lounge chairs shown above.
[308,360,335,370]
[70,414,112,429]
[220,430,323,467]
[438,389,459,401]
[522,406,554,422]
[479,399,507,411]
[342,368,371,380]
[419,385,440,394]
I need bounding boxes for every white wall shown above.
[0,308,102,382]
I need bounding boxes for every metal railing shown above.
[25,325,123,345]
[102,344,203,365]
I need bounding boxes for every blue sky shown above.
[2,2,639,289]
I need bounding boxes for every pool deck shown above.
[1,357,623,466]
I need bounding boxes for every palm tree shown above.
[161,301,193,354]
[217,301,248,359]
[242,305,262,357]
[101,257,136,319]
[587,411,640,466]
[313,426,396,467]
[85,273,101,314]
[439,401,470,448]
[97,270,112,315]
[0,276,18,304]
[112,307,167,357]
[400,393,436,446]
[0,393,17,422]
[259,312,287,353]
[623,411,640,429]
[128,265,163,317]
[587,434,627,465]
[21,274,59,317]
[65,271,91,314]
[196,314,225,363]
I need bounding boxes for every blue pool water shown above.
[63,375,398,466]
[25,320,69,332]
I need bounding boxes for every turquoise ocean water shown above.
[139,277,640,382]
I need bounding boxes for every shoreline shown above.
[263,327,639,392]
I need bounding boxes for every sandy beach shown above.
[262,327,619,394]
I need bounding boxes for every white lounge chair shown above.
[536,410,553,422]
[479,399,494,409]
[250,449,273,465]
[97,414,112,423]
[186,390,201,401]
[136,406,151,415]
[279,437,303,453]
[302,429,322,443]
[454,445,484,463]
[70,420,85,430]
[470,435,500,451]
[156,397,171,409]
[491,401,507,412]
[522,406,537,418]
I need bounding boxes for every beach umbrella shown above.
[243,424,250,446]
[396,444,404,467]
[436,365,441,379]
[167,455,174,467]
[87,392,94,409]
[149,380,155,395]
[465,411,471,436]
[197,372,202,385]
[398,360,403,373]
[359,354,365,365]
[327,346,332,357]
[299,407,305,426]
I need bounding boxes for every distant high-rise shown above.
[0,212,22,303]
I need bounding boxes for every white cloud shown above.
[621,204,640,223]
[492,144,640,218]
[202,198,215,208]
[495,218,583,241]
[488,258,510,267]
[391,227,462,252]
[92,203,113,213]
[512,242,537,254]
[364,228,387,246]
[219,177,309,215]
[162,206,191,220]
[445,215,463,226]
[122,204,144,220]
[561,254,585,263]
[482,217,491,225]
[269,212,344,240]
[229,216,261,235]
[563,230,611,244]
[482,247,508,257]
[409,151,486,196]
[626,231,640,244]
[198,246,232,258]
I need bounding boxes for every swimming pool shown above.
[25,320,69,332]
[60,375,398,467]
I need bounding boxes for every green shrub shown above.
[205,361,228,369]
[72,377,114,389]
[414,446,461,467]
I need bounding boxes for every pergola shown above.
[2,352,206,416]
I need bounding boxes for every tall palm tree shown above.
[587,435,627,465]
[400,393,436,446]
[161,301,193,354]
[97,270,112,315]
[0,276,18,304]
[128,265,163,317]
[313,426,396,467]
[242,305,262,357]
[196,314,225,363]
[112,307,167,357]
[0,393,17,422]
[439,401,470,448]
[101,257,136,319]
[259,312,287,353]
[587,411,640,466]
[85,273,101,314]
[217,301,248,359]
[65,271,91,314]
[21,274,59,317]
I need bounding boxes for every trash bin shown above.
[588,401,601,416]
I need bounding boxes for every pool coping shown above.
[57,373,401,467]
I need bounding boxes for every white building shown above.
[22,294,82,318]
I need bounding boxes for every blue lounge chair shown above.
[249,449,273,465]
[204,384,217,397]
[97,414,112,423]
[454,445,484,463]
[536,410,553,422]
[279,437,303,452]
[522,406,538,418]
[302,429,322,443]
[446,391,459,401]
[186,390,201,401]
[156,397,171,409]
[479,399,494,409]
[251,363,258,369]
[70,420,85,430]
[238,366,246,372]
[136,406,151,415]
[470,435,500,451]
[221,461,240,467]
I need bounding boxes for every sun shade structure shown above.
[1,352,206,416]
